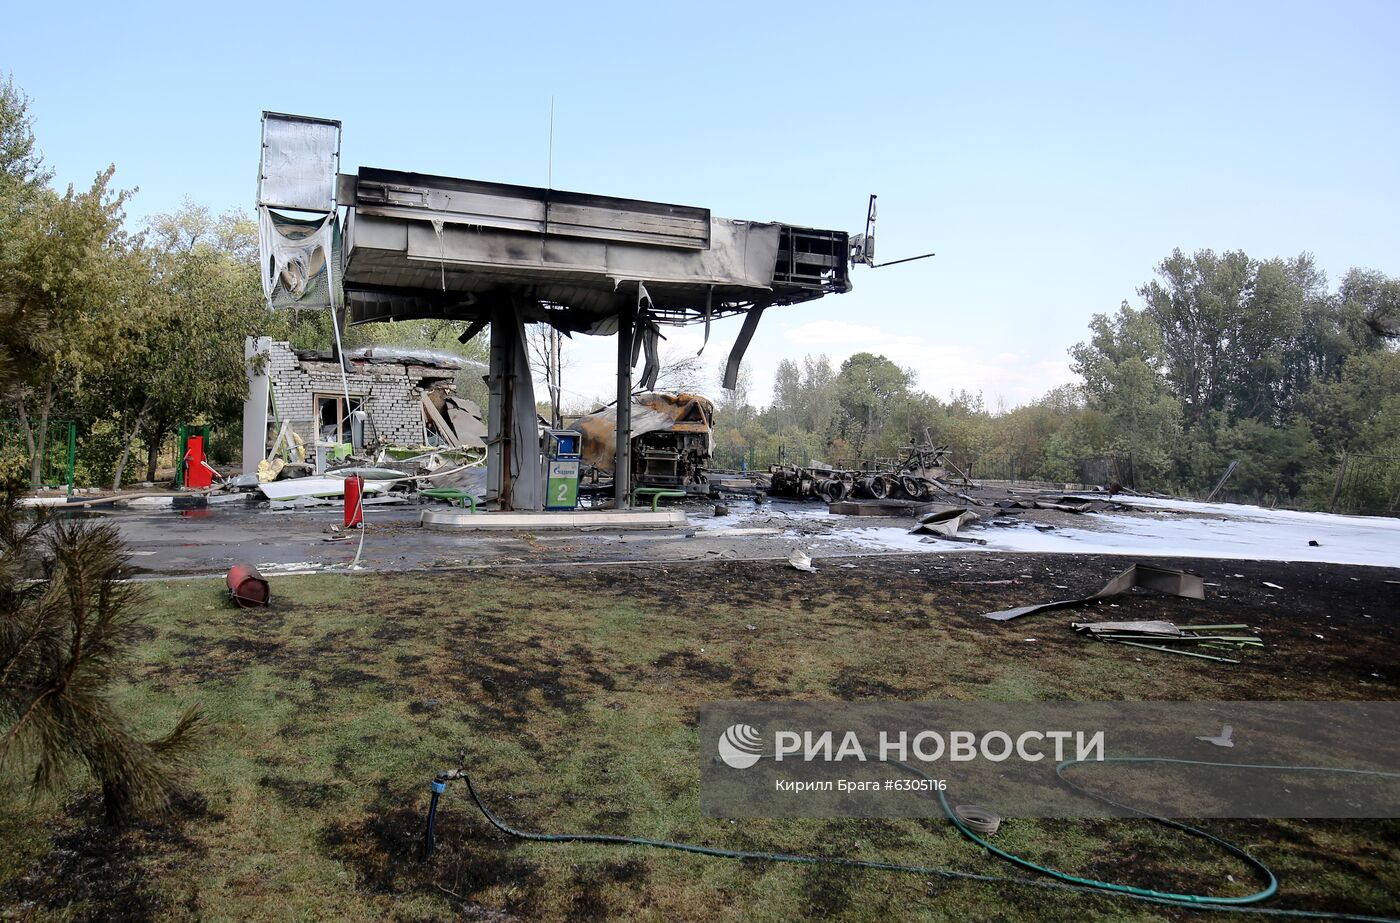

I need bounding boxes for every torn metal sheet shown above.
[909,507,980,538]
[485,299,544,510]
[724,305,766,390]
[981,564,1205,621]
[259,208,339,308]
[258,112,340,212]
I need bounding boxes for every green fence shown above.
[0,419,76,494]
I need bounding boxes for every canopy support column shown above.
[615,304,635,509]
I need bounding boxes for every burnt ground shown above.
[556,552,1400,699]
[1,552,1397,921]
[3,790,221,921]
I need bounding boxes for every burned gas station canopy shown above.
[257,112,853,510]
[338,168,850,330]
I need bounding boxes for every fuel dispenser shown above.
[543,430,581,510]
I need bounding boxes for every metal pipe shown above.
[632,488,686,512]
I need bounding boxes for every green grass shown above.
[2,560,1396,921]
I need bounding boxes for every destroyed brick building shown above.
[240,336,485,473]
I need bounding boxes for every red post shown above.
[185,435,213,489]
[344,475,364,528]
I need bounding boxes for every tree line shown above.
[710,251,1399,510]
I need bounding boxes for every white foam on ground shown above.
[688,501,831,532]
[823,500,1400,568]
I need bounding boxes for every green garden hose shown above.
[426,760,1400,921]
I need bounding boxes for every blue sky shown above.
[5,1,1397,409]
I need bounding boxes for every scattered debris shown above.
[788,549,817,573]
[257,476,390,502]
[1106,640,1241,663]
[919,533,988,545]
[1072,620,1182,636]
[995,495,1131,514]
[908,507,980,538]
[1073,618,1264,663]
[982,563,1204,621]
[245,338,485,472]
[1196,725,1236,748]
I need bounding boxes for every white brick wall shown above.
[265,341,449,446]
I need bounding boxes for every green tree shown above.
[833,352,913,456]
[1180,415,1321,501]
[1136,249,1323,427]
[1069,305,1184,485]
[85,203,267,486]
[3,167,137,486]
[1,77,144,486]
[1286,265,1379,393]
[769,358,802,432]
[0,76,52,390]
[1337,267,1400,342]
[1299,349,1400,457]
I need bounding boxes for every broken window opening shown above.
[315,393,365,445]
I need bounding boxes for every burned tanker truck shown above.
[572,392,716,494]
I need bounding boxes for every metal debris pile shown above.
[764,437,975,503]
[991,495,1135,514]
[982,563,1204,621]
[1072,619,1265,664]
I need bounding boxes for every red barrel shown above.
[344,475,364,528]
[227,563,270,608]
[185,435,213,489]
